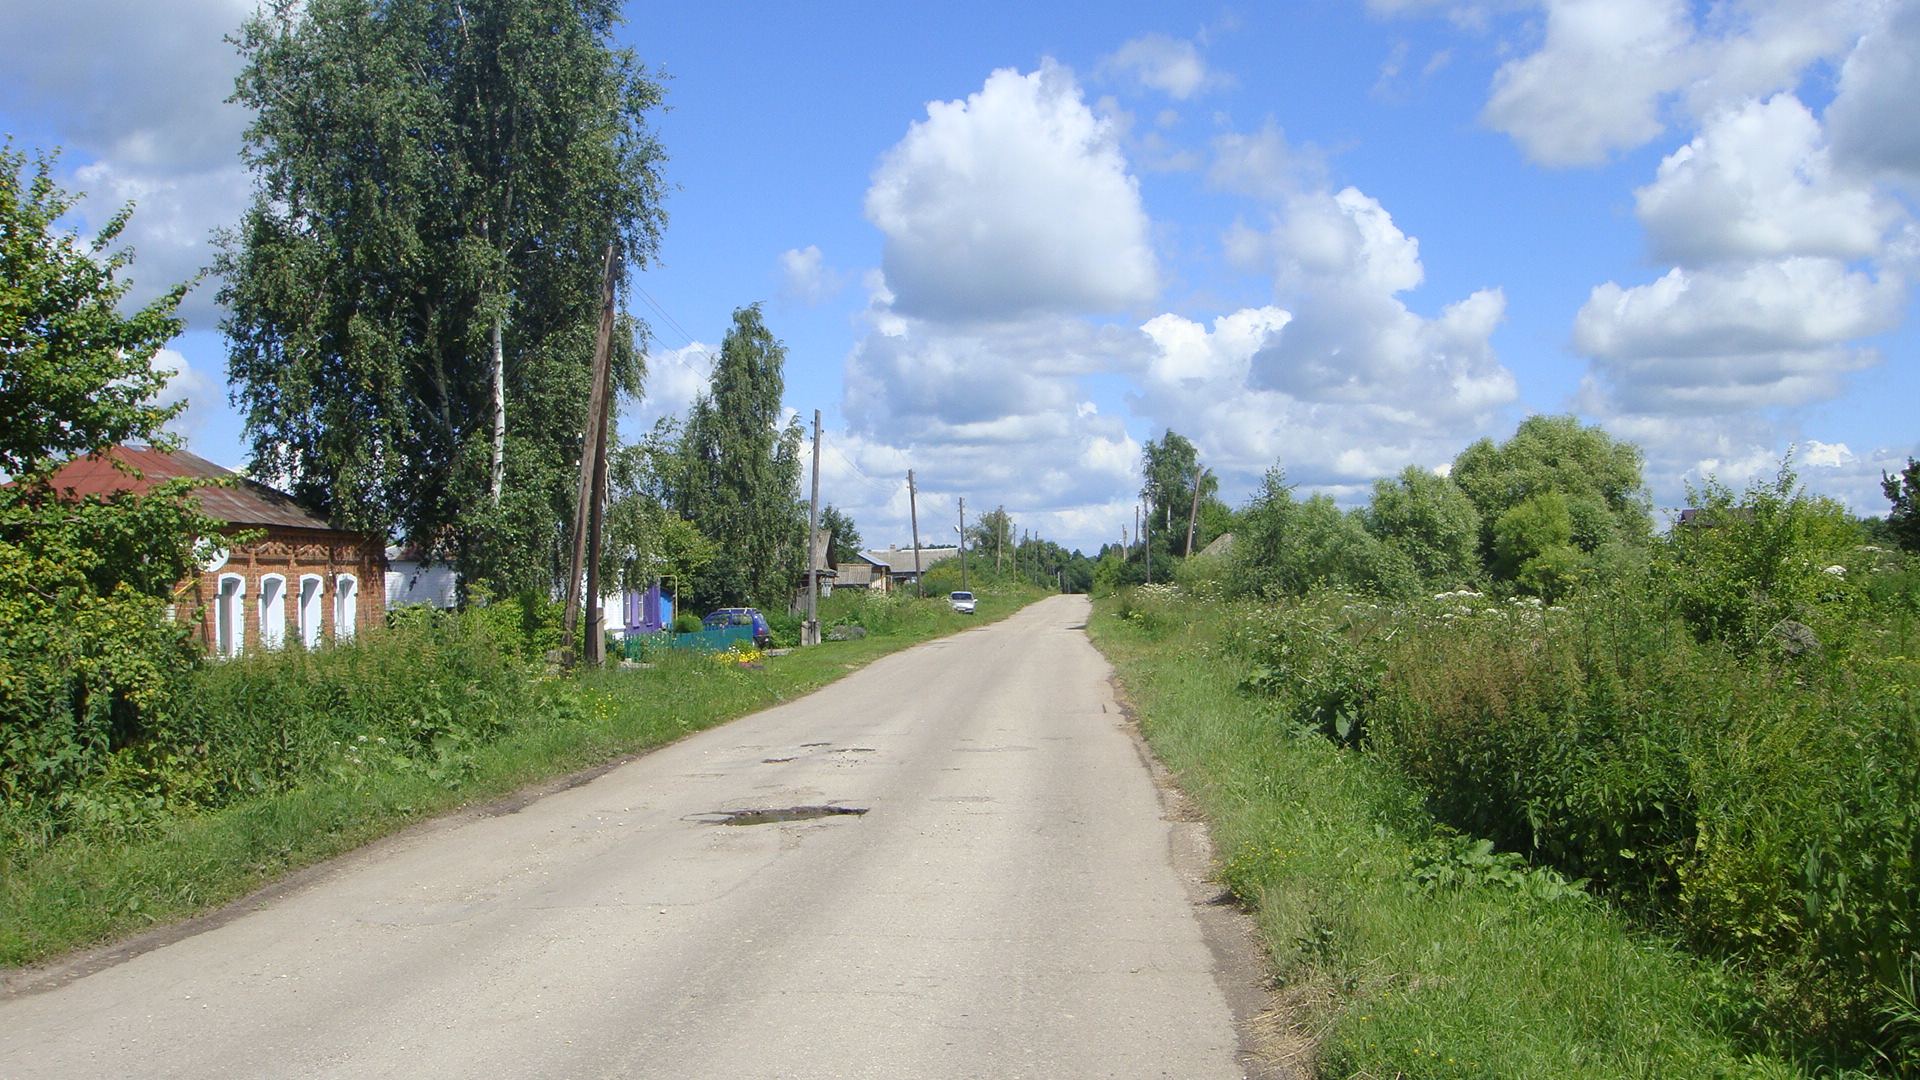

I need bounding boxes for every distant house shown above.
[385,546,459,609]
[43,446,386,656]
[843,546,961,593]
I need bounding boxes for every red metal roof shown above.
[42,445,341,532]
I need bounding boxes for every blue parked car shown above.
[703,607,772,648]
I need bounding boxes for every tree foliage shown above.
[1,148,217,815]
[1658,462,1864,652]
[1362,466,1481,591]
[0,145,189,477]
[1141,429,1222,556]
[670,305,803,609]
[819,504,862,564]
[970,505,1014,570]
[1451,415,1650,587]
[216,0,668,592]
[1884,457,1920,553]
[601,434,712,596]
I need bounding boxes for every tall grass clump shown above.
[1095,584,1783,1080]
[1212,467,1920,1071]
[0,608,560,859]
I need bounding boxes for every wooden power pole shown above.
[562,242,619,668]
[958,496,968,592]
[1184,466,1207,558]
[805,409,821,645]
[908,469,923,598]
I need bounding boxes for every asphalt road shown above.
[1,594,1256,1079]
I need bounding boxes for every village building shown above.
[44,445,386,656]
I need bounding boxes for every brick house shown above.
[44,446,386,656]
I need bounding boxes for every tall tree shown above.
[215,0,667,592]
[970,505,1014,571]
[672,305,804,609]
[818,504,862,563]
[1,144,186,476]
[1884,457,1920,553]
[1362,466,1481,590]
[1140,430,1221,556]
[1450,415,1650,577]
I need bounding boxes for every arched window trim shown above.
[334,573,359,641]
[298,574,324,649]
[259,573,287,650]
[216,573,246,658]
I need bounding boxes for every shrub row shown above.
[1220,582,1920,1070]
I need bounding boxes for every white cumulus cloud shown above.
[777,245,846,307]
[1635,94,1901,266]
[1097,34,1226,100]
[1828,0,1920,185]
[1574,259,1903,413]
[1473,0,1872,167]
[1,0,255,326]
[1481,0,1696,166]
[864,61,1159,321]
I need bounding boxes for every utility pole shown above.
[958,496,968,592]
[908,469,923,598]
[1142,501,1151,585]
[804,409,822,646]
[562,242,618,669]
[1184,466,1207,558]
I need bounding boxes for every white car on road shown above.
[948,590,976,613]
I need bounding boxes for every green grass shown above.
[0,584,1048,969]
[1091,591,1797,1080]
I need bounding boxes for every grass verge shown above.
[1090,592,1798,1080]
[1,585,1046,970]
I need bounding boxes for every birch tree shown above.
[215,0,667,592]
[670,305,803,609]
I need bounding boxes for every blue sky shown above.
[4,0,1916,553]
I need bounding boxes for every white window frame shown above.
[298,574,324,648]
[334,574,358,640]
[215,573,246,657]
[258,574,287,650]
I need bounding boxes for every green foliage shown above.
[1141,429,1224,557]
[602,433,714,595]
[671,304,805,609]
[1093,592,1785,1080]
[0,144,191,477]
[1239,590,1391,745]
[1657,462,1865,653]
[0,146,220,841]
[819,504,862,563]
[1230,469,1418,600]
[1883,458,1920,554]
[1363,465,1482,591]
[1452,415,1651,579]
[216,0,668,592]
[968,505,1015,569]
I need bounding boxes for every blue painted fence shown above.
[621,624,753,662]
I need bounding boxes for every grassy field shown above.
[1091,588,1801,1080]
[0,585,1044,970]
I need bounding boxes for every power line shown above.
[631,283,716,375]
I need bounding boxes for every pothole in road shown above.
[701,805,870,826]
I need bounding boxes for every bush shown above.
[1656,463,1866,656]
[2,610,562,856]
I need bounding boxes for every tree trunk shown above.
[489,313,506,504]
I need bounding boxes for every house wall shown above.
[180,526,387,655]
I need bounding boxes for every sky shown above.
[3,0,1917,554]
